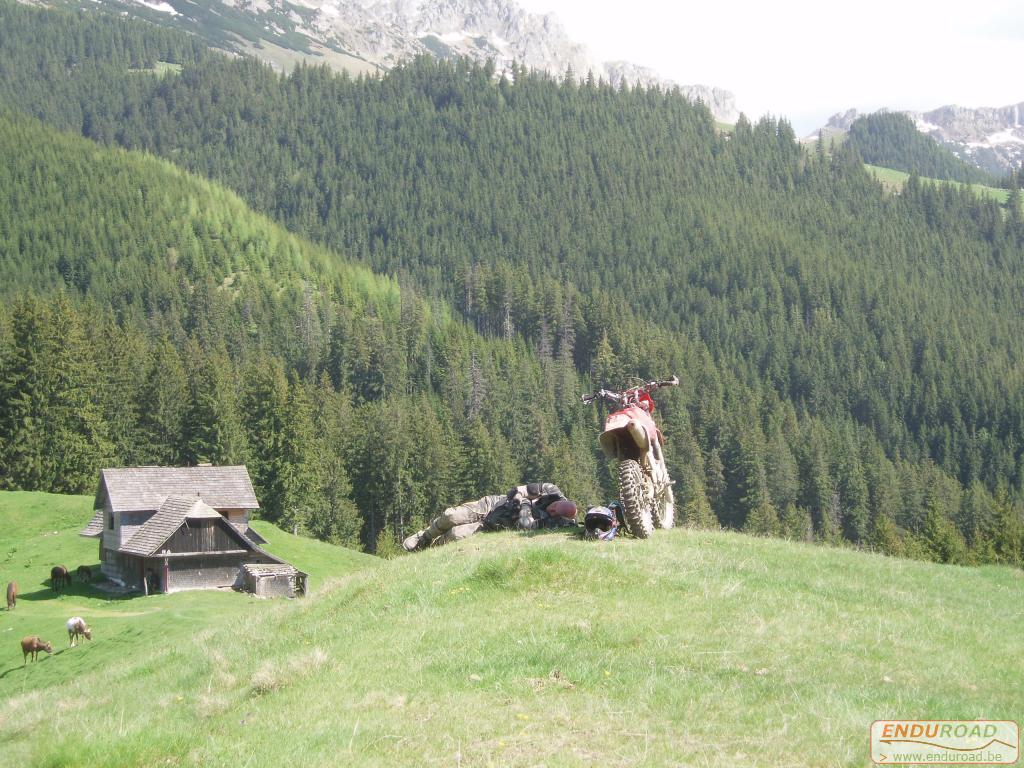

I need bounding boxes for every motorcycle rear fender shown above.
[599,419,651,461]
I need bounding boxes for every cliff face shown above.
[911,103,1024,176]
[245,0,737,120]
[61,0,739,122]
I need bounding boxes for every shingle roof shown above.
[80,509,104,538]
[239,525,267,545]
[120,496,224,556]
[242,563,298,577]
[98,466,259,513]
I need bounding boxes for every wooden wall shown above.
[165,519,241,554]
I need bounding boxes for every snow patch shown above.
[319,1,340,18]
[987,128,1024,145]
[438,31,468,43]
[139,0,177,13]
[134,0,178,14]
[914,117,942,133]
[965,129,1024,148]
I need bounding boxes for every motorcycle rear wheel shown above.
[619,459,654,538]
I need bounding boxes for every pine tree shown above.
[182,343,247,466]
[0,296,51,489]
[592,330,617,388]
[278,373,320,533]
[44,295,113,492]
[836,439,870,543]
[242,355,289,521]
[705,448,726,525]
[95,316,148,466]
[137,337,189,465]
[307,375,362,547]
[779,504,813,541]
[980,485,1023,566]
[921,502,967,564]
[744,496,780,536]
[460,417,516,499]
[869,513,905,557]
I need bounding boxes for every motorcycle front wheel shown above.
[654,484,675,529]
[619,459,654,538]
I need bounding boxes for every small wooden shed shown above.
[242,563,308,598]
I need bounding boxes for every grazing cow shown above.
[50,565,70,592]
[21,636,52,664]
[6,581,15,610]
[66,617,92,647]
[76,565,92,583]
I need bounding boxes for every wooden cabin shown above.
[80,466,304,595]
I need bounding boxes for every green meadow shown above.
[866,164,1011,204]
[1,492,1021,767]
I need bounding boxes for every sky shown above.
[514,0,1023,134]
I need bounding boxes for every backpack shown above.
[481,500,520,531]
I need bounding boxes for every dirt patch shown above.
[526,668,576,693]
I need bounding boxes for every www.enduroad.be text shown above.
[889,751,1010,763]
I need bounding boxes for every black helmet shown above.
[584,506,619,540]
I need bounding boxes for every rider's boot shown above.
[402,530,430,552]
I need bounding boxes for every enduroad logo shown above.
[871,721,1019,764]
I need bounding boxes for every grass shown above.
[1,493,1022,766]
[801,128,848,149]
[248,519,372,584]
[866,164,1010,204]
[0,491,376,767]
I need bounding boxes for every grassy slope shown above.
[1,493,1021,767]
[866,163,1009,204]
[0,492,376,767]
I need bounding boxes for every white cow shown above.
[66,616,92,647]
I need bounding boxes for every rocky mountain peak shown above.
[119,0,739,122]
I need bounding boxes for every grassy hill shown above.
[1,492,1020,766]
[0,492,376,766]
[867,164,1010,204]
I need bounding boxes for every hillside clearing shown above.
[866,163,1010,203]
[1,492,1020,766]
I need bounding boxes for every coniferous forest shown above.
[1,1,1023,564]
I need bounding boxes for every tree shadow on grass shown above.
[518,526,585,540]
[0,646,70,679]
[17,567,139,603]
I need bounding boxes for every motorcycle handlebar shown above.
[581,376,678,405]
[580,388,621,406]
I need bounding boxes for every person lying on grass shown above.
[402,483,578,551]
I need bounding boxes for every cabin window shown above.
[108,511,114,530]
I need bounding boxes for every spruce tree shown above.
[137,337,189,466]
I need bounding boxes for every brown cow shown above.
[76,565,92,583]
[21,636,52,664]
[50,565,70,592]
[6,581,15,610]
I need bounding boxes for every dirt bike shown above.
[581,377,679,538]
